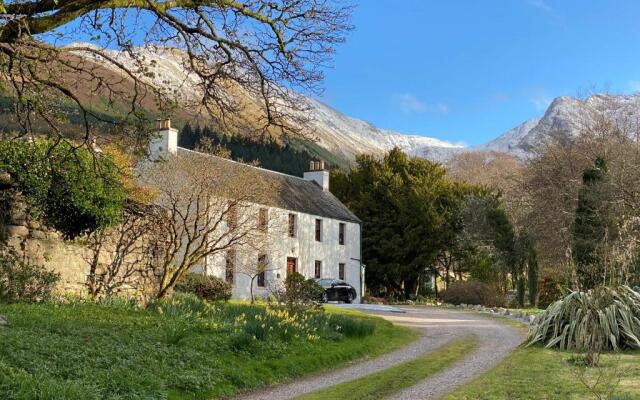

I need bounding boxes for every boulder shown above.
[0,315,8,327]
[30,230,47,239]
[5,224,29,238]
[0,170,12,188]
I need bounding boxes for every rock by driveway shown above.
[232,306,525,400]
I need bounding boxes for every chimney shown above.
[303,159,329,191]
[148,118,178,160]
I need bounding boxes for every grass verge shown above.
[0,299,417,400]
[444,346,640,400]
[295,337,478,400]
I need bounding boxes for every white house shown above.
[147,120,363,302]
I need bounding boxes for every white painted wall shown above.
[148,127,178,160]
[206,205,362,302]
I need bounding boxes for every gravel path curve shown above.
[231,306,525,400]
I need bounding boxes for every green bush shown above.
[0,139,128,238]
[0,250,59,303]
[283,272,325,310]
[439,281,504,307]
[174,273,231,302]
[528,286,640,364]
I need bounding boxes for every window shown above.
[339,223,346,245]
[258,208,268,232]
[288,213,297,237]
[339,263,345,280]
[315,219,322,242]
[257,254,268,287]
[257,271,265,287]
[314,260,322,279]
[225,250,235,284]
[227,204,238,230]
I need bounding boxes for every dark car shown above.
[315,279,357,303]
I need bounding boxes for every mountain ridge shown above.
[67,44,640,163]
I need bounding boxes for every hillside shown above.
[5,44,640,166]
[69,44,465,162]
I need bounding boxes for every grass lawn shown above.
[295,337,477,400]
[445,345,640,400]
[0,297,417,400]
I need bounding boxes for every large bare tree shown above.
[0,1,352,144]
[138,149,276,298]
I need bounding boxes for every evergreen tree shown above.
[572,156,616,289]
[331,148,469,299]
[176,123,334,176]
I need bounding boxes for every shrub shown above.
[0,139,129,238]
[174,273,231,302]
[537,270,565,308]
[0,250,59,303]
[282,272,325,310]
[528,286,640,365]
[439,281,504,307]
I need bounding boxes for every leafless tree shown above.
[0,1,353,145]
[520,96,640,286]
[84,201,161,298]
[236,252,279,303]
[138,149,276,298]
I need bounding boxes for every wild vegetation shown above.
[0,139,129,238]
[0,294,414,400]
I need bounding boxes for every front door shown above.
[286,257,297,275]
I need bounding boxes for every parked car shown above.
[315,279,357,303]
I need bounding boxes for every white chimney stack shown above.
[303,159,329,191]
[148,118,178,160]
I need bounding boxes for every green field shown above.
[0,298,416,400]
[445,345,640,400]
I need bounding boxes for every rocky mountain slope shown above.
[71,44,465,161]
[70,44,640,163]
[483,93,640,158]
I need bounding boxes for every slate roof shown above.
[176,148,361,223]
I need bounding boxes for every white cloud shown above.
[526,0,553,13]
[392,93,449,114]
[392,93,429,114]
[524,87,552,111]
[436,103,450,114]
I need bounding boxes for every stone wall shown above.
[1,192,157,298]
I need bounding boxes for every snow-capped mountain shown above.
[70,44,640,163]
[69,44,465,161]
[483,93,640,158]
[300,97,465,161]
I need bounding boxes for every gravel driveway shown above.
[231,306,525,400]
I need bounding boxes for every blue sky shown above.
[317,1,640,146]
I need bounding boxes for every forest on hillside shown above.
[178,124,338,176]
